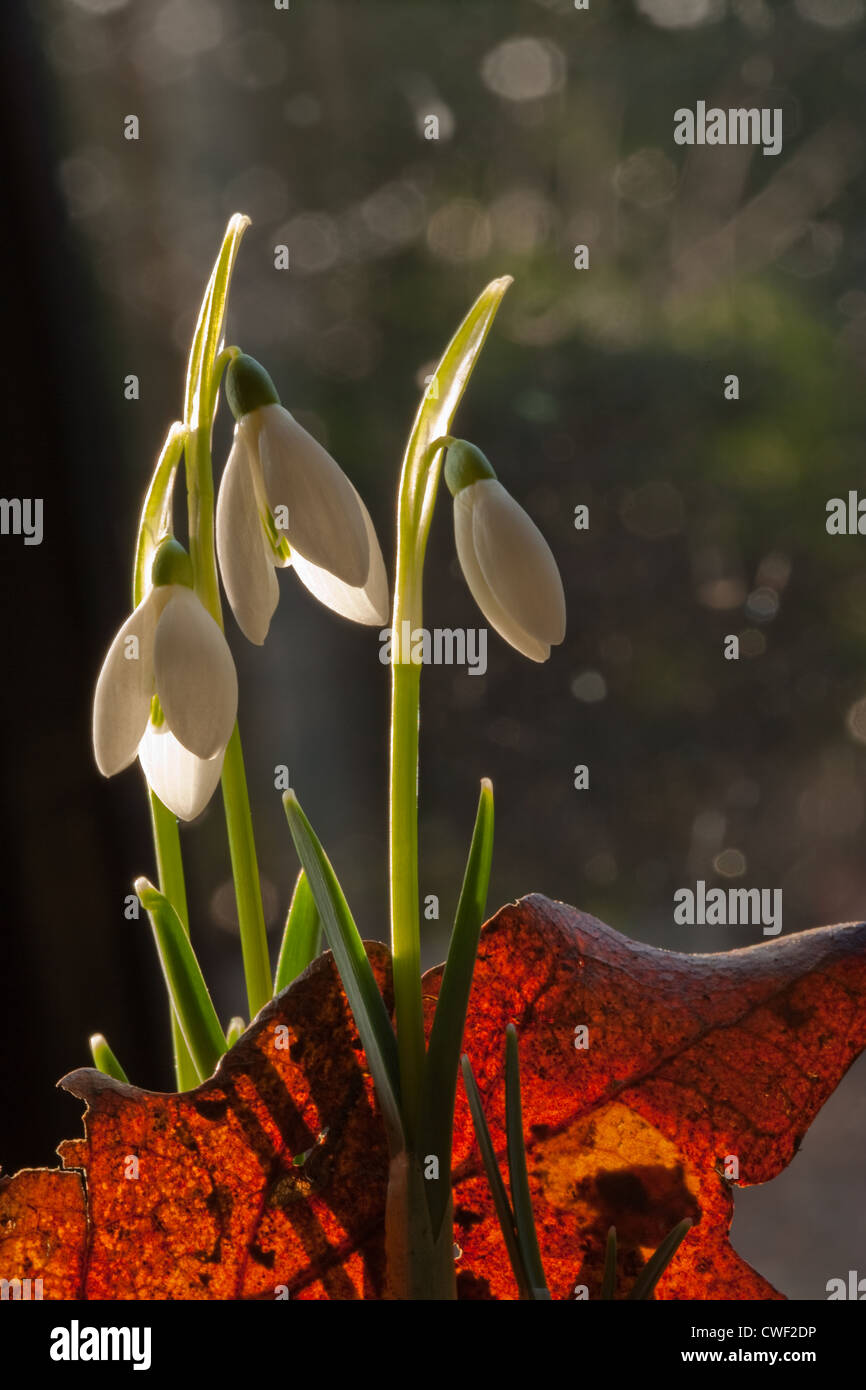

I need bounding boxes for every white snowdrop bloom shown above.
[93,542,238,820]
[445,440,566,662]
[216,353,389,644]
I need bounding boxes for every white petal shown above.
[92,589,167,776]
[153,586,238,760]
[256,403,370,588]
[469,478,565,656]
[138,723,225,822]
[291,484,390,625]
[216,423,280,644]
[453,481,561,663]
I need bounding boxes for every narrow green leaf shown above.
[225,1016,245,1048]
[282,791,404,1153]
[147,788,198,1092]
[627,1218,693,1301]
[420,778,494,1236]
[132,422,186,608]
[460,1053,530,1299]
[183,212,249,428]
[505,1024,550,1300]
[135,876,226,1083]
[601,1225,617,1299]
[89,1033,129,1084]
[274,870,322,994]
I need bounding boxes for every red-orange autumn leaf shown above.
[1,894,865,1299]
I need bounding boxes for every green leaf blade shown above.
[147,790,198,1091]
[274,869,322,994]
[89,1033,129,1084]
[225,1016,245,1048]
[627,1218,693,1301]
[421,778,494,1236]
[505,1024,550,1300]
[601,1226,618,1299]
[460,1053,530,1299]
[282,791,404,1153]
[135,877,226,1083]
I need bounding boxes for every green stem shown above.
[221,725,271,1019]
[365,278,510,1293]
[388,438,455,1152]
[384,275,513,1169]
[385,1151,456,1299]
[183,277,269,1022]
[130,219,251,1085]
[389,660,425,1146]
[133,424,192,1087]
[149,790,198,1090]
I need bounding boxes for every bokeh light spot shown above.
[480,37,566,101]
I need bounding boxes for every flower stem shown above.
[385,1151,457,1299]
[389,659,425,1146]
[181,223,271,1024]
[185,401,270,1020]
[148,789,198,1090]
[221,725,272,1018]
[385,277,513,1193]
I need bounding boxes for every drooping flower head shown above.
[92,538,238,820]
[444,440,566,662]
[216,354,389,643]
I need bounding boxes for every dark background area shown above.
[2,0,866,1297]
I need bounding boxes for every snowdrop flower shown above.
[444,440,566,662]
[93,539,238,821]
[216,353,389,644]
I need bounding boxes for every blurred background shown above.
[2,0,866,1298]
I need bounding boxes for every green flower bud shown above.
[225,353,280,421]
[151,536,194,589]
[443,440,497,497]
